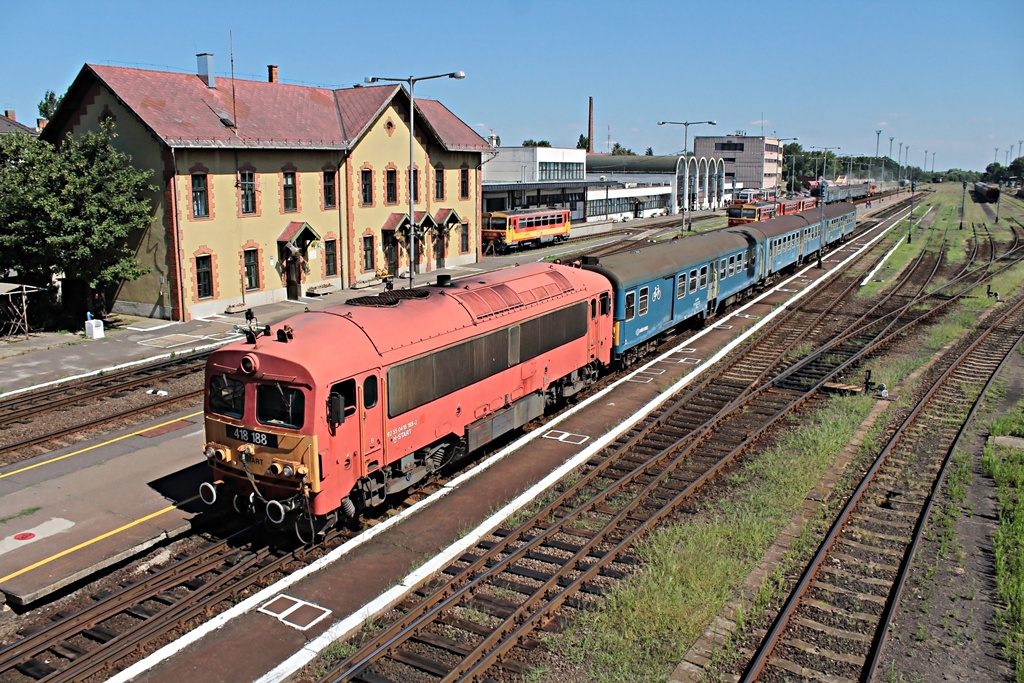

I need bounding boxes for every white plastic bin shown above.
[85,319,105,339]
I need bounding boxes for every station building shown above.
[42,55,490,321]
[692,134,783,199]
[481,146,727,224]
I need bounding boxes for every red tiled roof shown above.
[55,64,488,154]
[416,99,491,153]
[278,221,319,243]
[380,213,409,232]
[90,65,347,149]
[414,210,438,227]
[434,208,464,224]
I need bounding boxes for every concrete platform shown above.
[0,412,209,605]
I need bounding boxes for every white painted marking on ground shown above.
[125,321,179,331]
[0,518,74,556]
[626,375,654,383]
[677,358,702,364]
[861,237,906,286]
[113,207,913,683]
[637,368,666,375]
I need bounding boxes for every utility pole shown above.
[959,180,966,230]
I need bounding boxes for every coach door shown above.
[707,262,719,315]
[359,373,383,466]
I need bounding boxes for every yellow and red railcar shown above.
[481,208,571,254]
[726,200,777,226]
[200,263,612,536]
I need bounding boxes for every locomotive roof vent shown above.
[582,255,600,266]
[433,274,453,287]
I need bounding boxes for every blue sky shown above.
[3,0,1021,172]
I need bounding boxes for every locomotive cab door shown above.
[358,373,384,467]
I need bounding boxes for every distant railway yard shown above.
[2,184,1024,683]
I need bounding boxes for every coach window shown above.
[720,259,727,280]
[676,274,685,299]
[329,379,358,421]
[363,375,378,409]
[625,291,636,321]
[699,265,708,289]
[639,287,649,316]
[728,255,735,276]
[689,269,698,294]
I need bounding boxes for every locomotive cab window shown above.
[329,379,358,420]
[363,375,379,409]
[600,292,611,316]
[210,375,245,419]
[256,383,305,430]
[625,291,636,321]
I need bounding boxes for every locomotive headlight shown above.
[282,465,295,477]
[240,353,259,375]
[205,445,218,459]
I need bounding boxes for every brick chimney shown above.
[196,53,215,88]
[268,65,278,83]
[3,110,14,121]
[36,118,47,131]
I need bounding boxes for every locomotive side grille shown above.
[454,272,576,322]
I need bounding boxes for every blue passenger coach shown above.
[581,202,857,367]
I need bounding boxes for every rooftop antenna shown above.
[229,31,238,131]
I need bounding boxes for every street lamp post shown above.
[959,179,967,230]
[776,137,798,195]
[996,181,1003,223]
[365,70,465,290]
[898,142,903,193]
[657,119,717,156]
[657,119,717,232]
[810,145,839,269]
[889,136,894,162]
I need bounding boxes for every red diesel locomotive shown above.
[199,263,612,536]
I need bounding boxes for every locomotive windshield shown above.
[490,217,507,231]
[726,207,742,218]
[256,383,306,429]
[209,375,245,418]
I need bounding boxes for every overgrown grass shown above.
[982,432,1024,683]
[0,506,40,524]
[549,393,874,682]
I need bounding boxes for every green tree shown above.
[37,89,64,120]
[644,147,653,156]
[0,120,153,316]
[611,143,634,156]
[576,134,589,150]
[522,139,551,147]
[0,132,62,283]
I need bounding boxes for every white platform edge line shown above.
[108,208,909,683]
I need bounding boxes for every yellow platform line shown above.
[0,496,200,585]
[0,411,204,480]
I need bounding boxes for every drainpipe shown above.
[169,148,186,321]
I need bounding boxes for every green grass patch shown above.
[550,393,875,681]
[982,437,1024,682]
[0,507,40,524]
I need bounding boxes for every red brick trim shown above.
[239,240,265,292]
[279,164,301,214]
[320,231,339,279]
[237,163,262,218]
[359,229,377,273]
[384,164,399,206]
[359,162,375,208]
[384,116,397,138]
[62,81,102,142]
[190,245,220,303]
[186,163,215,222]
[321,163,338,211]
[459,164,470,200]
[434,164,447,202]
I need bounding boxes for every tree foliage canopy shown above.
[611,142,635,156]
[0,120,153,290]
[522,139,551,147]
[37,90,64,120]
[576,134,589,150]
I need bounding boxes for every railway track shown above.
[0,351,213,461]
[308,210,1023,682]
[740,292,1024,683]
[0,201,1001,681]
